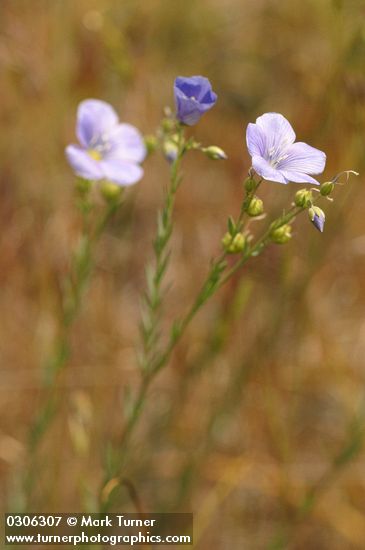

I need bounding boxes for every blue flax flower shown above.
[174,76,217,126]
[66,99,146,186]
[246,113,326,184]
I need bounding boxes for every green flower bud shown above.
[271,224,292,244]
[100,181,123,202]
[246,196,264,217]
[229,233,246,253]
[221,232,232,249]
[202,146,227,160]
[221,232,246,253]
[244,177,257,192]
[144,135,158,155]
[161,117,175,132]
[295,189,313,207]
[320,181,335,196]
[76,177,92,195]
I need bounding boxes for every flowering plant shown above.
[22,75,358,519]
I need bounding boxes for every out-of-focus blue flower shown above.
[65,99,146,186]
[174,76,217,126]
[309,206,325,232]
[246,113,326,185]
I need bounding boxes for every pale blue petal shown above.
[100,159,143,186]
[104,123,146,163]
[252,155,288,184]
[76,99,119,148]
[277,142,326,175]
[279,170,320,185]
[246,123,266,157]
[65,145,103,180]
[255,113,296,154]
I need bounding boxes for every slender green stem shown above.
[101,134,184,495]
[101,204,307,509]
[96,166,352,514]
[100,172,325,510]
[24,196,119,504]
[139,129,184,372]
[219,206,302,287]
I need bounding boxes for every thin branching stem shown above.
[101,163,339,511]
[101,196,309,510]
[139,127,184,371]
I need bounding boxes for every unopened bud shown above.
[295,189,313,207]
[244,177,257,192]
[161,117,175,132]
[271,224,292,244]
[163,140,179,163]
[222,232,246,253]
[246,196,264,217]
[221,232,232,249]
[76,177,92,195]
[308,206,325,232]
[100,181,123,202]
[144,135,158,155]
[202,146,227,160]
[229,233,246,253]
[320,181,335,196]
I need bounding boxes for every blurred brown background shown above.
[1,0,365,548]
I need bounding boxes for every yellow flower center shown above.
[88,149,102,161]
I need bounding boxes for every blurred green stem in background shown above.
[23,182,121,508]
[268,407,365,550]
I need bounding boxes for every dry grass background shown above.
[1,0,365,548]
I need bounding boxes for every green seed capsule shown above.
[295,189,313,207]
[100,181,123,202]
[244,177,257,192]
[246,196,264,217]
[222,232,246,253]
[320,181,335,196]
[271,224,292,244]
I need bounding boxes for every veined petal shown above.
[100,159,144,186]
[76,99,119,148]
[252,155,288,184]
[246,123,266,157]
[277,142,326,176]
[255,113,296,155]
[105,123,146,163]
[279,171,320,185]
[65,145,103,180]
